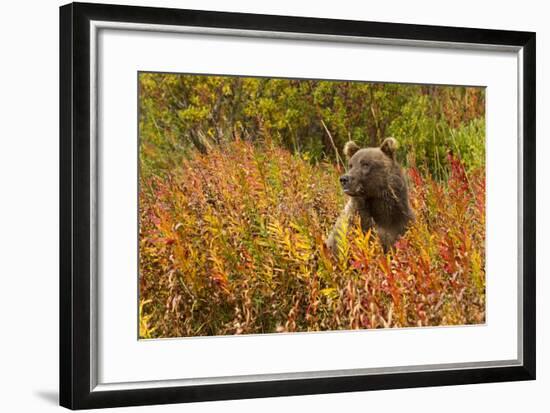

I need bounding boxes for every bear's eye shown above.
[361,161,370,168]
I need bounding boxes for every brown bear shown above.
[326,137,414,253]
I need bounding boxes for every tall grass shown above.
[139,140,485,338]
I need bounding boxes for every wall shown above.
[0,0,545,411]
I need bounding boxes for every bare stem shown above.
[320,119,346,171]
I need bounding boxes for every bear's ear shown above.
[380,137,398,160]
[343,141,360,159]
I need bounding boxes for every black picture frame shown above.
[60,2,536,410]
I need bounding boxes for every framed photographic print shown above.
[59,2,536,410]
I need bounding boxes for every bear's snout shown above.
[340,174,359,196]
[339,175,350,186]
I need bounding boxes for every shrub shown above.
[139,73,485,178]
[139,140,485,337]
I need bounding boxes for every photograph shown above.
[55,2,537,409]
[138,73,487,338]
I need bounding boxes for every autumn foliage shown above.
[139,140,485,338]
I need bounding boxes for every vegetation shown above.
[139,73,485,180]
[138,73,486,338]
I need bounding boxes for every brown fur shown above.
[326,138,414,253]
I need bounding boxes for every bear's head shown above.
[339,137,398,198]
